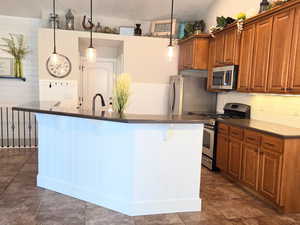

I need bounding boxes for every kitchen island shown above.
[13,103,208,216]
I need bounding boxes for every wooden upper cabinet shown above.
[207,38,216,90]
[268,9,295,93]
[224,28,238,64]
[259,147,282,204]
[184,40,194,68]
[288,5,300,93]
[213,28,239,66]
[251,17,273,92]
[237,24,256,92]
[178,34,209,71]
[214,32,225,65]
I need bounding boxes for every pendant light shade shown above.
[49,53,59,65]
[168,0,175,61]
[167,45,175,60]
[86,47,97,63]
[86,0,97,63]
[49,0,60,65]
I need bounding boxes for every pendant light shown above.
[167,0,175,61]
[49,0,58,65]
[86,0,97,63]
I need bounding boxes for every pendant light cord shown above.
[89,0,93,48]
[169,0,174,47]
[53,0,57,54]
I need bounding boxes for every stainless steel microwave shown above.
[211,65,238,90]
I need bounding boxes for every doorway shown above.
[79,58,116,111]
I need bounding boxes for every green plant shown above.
[0,34,30,78]
[113,73,131,114]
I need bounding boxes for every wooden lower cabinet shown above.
[228,138,243,179]
[216,133,229,172]
[259,147,282,204]
[216,122,300,213]
[241,144,260,190]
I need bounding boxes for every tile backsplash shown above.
[217,92,300,128]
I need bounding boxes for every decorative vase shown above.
[14,58,23,78]
[193,20,206,34]
[259,0,270,13]
[134,24,142,36]
[65,9,75,30]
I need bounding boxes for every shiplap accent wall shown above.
[0,15,41,106]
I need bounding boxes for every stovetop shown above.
[188,112,245,126]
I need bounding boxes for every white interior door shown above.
[81,58,116,110]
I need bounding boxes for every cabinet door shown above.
[215,33,225,65]
[178,43,185,71]
[251,17,273,92]
[228,138,243,179]
[268,10,294,93]
[224,28,238,64]
[183,40,194,69]
[207,39,216,90]
[288,6,300,93]
[237,24,256,92]
[241,144,260,190]
[259,147,282,204]
[216,133,229,172]
[193,38,209,70]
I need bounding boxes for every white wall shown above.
[38,29,178,114]
[0,15,41,106]
[204,0,261,28]
[204,0,300,128]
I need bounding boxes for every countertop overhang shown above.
[12,102,209,124]
[218,118,300,139]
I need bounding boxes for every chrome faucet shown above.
[92,93,106,112]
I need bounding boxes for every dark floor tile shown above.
[134,213,184,225]
[241,215,297,225]
[200,183,252,201]
[0,149,299,225]
[86,203,134,225]
[178,211,224,224]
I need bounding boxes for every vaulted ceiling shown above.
[0,0,215,21]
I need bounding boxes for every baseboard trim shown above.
[37,175,202,216]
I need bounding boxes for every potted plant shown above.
[0,34,30,79]
[113,73,131,114]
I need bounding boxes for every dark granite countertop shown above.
[218,119,300,139]
[12,102,210,124]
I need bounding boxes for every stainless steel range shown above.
[190,103,251,171]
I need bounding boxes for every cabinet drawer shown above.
[262,135,283,153]
[230,126,244,140]
[244,130,261,146]
[218,123,229,135]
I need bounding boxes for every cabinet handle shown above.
[246,137,256,141]
[264,142,275,148]
[231,132,240,136]
[287,88,292,91]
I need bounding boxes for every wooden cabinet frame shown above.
[216,121,300,213]
[209,1,300,95]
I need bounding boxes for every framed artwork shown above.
[151,19,177,37]
[0,57,14,77]
[119,26,135,36]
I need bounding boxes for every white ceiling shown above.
[0,0,215,21]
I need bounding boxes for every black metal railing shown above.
[0,106,38,149]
